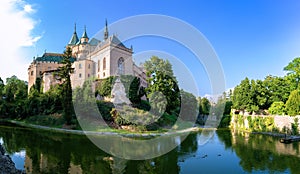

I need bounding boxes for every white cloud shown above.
[24,4,34,13]
[0,0,41,82]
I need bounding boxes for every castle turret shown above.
[104,19,109,40]
[80,25,89,44]
[68,23,79,45]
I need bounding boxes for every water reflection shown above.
[1,125,300,173]
[217,129,300,173]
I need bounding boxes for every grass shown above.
[23,114,65,128]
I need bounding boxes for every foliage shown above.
[213,92,233,117]
[0,76,28,119]
[198,97,211,115]
[97,76,115,97]
[96,75,145,107]
[128,77,145,107]
[56,47,75,124]
[144,56,180,114]
[96,101,114,121]
[232,114,275,132]
[218,115,231,128]
[284,57,300,87]
[232,77,251,111]
[24,114,65,127]
[232,75,296,114]
[285,90,300,116]
[180,90,198,121]
[268,101,286,115]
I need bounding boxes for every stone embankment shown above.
[0,144,25,174]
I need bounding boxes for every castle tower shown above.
[80,25,89,44]
[68,23,79,46]
[104,19,109,40]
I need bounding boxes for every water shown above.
[0,125,300,174]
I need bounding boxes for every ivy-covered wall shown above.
[230,114,300,135]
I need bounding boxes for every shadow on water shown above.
[1,123,300,173]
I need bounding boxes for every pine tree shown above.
[57,47,74,124]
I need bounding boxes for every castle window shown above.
[88,74,90,78]
[103,57,106,70]
[118,57,125,75]
[88,64,91,69]
[79,73,82,78]
[79,64,82,69]
[98,60,100,72]
[31,71,34,76]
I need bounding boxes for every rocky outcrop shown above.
[0,144,25,174]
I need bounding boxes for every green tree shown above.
[200,97,211,115]
[97,76,115,97]
[144,56,180,114]
[56,47,74,124]
[2,76,27,118]
[268,101,286,115]
[232,77,251,112]
[263,75,294,107]
[180,90,198,121]
[284,57,300,87]
[128,77,145,107]
[285,90,300,116]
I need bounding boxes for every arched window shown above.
[103,57,106,70]
[118,57,125,75]
[98,60,100,72]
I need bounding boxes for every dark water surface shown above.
[0,125,300,174]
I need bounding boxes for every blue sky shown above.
[1,0,300,96]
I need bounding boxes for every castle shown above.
[28,21,147,93]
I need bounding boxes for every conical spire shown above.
[80,25,89,44]
[68,23,79,45]
[104,19,109,40]
[82,25,88,38]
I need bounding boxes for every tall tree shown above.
[56,47,74,124]
[199,97,211,115]
[180,90,198,121]
[232,77,251,112]
[1,76,27,118]
[263,75,294,107]
[284,57,300,88]
[144,56,180,114]
[128,77,145,107]
[286,90,300,116]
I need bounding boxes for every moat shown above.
[1,124,300,174]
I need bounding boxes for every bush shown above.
[269,101,286,115]
[218,115,231,128]
[286,90,300,116]
[97,101,114,121]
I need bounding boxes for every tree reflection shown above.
[217,129,300,174]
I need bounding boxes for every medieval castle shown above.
[27,21,147,93]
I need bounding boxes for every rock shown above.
[0,145,5,155]
[0,144,25,174]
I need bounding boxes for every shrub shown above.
[286,90,300,116]
[269,101,286,115]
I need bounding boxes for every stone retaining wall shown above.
[231,114,300,134]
